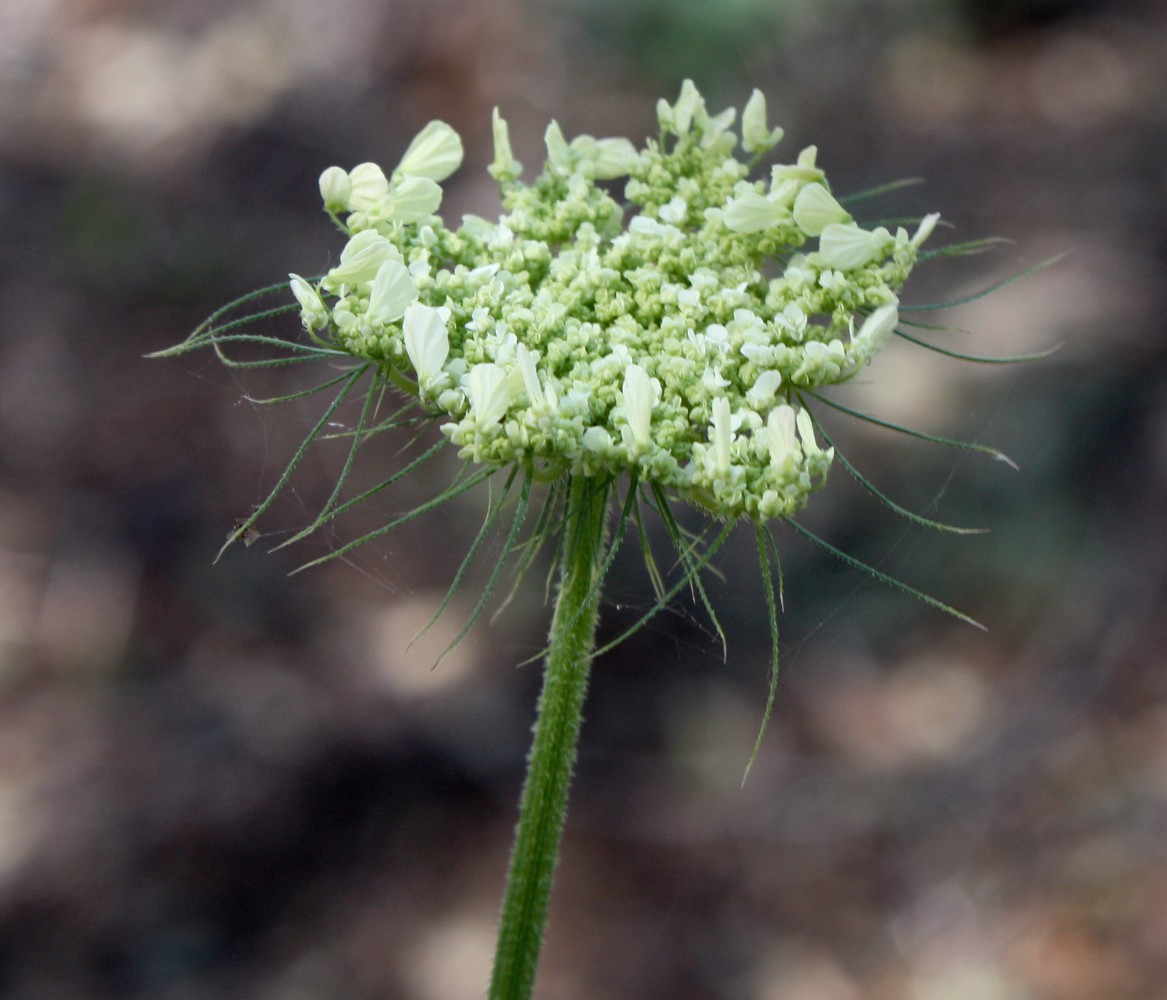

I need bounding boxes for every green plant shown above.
[156,81,1045,999]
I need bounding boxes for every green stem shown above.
[488,475,611,1000]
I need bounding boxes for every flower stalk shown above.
[489,475,611,1000]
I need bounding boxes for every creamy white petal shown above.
[792,183,850,237]
[741,89,784,153]
[515,344,546,409]
[346,162,389,212]
[712,397,732,473]
[467,363,512,428]
[795,408,823,457]
[396,121,463,182]
[318,166,351,212]
[403,303,450,383]
[767,405,799,468]
[368,260,418,322]
[723,191,785,234]
[854,304,899,349]
[746,369,783,405]
[910,212,941,249]
[622,365,657,448]
[818,223,881,270]
[386,175,443,223]
[326,233,400,286]
[489,108,522,181]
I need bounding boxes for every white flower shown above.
[792,183,850,237]
[367,259,418,323]
[910,212,941,249]
[853,304,899,349]
[621,365,658,450]
[467,363,512,428]
[489,108,523,182]
[767,405,799,469]
[318,167,351,213]
[396,121,463,182]
[741,89,784,154]
[403,303,450,386]
[346,162,390,212]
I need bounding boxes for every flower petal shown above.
[396,121,464,182]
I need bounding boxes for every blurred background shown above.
[1,0,1165,997]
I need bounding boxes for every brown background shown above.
[1,0,1165,997]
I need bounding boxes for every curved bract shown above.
[292,81,939,522]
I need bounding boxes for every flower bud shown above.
[318,166,351,213]
[489,108,523,182]
[741,90,784,154]
[911,212,941,249]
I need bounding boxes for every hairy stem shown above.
[488,476,611,1000]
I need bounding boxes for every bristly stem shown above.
[489,475,611,1000]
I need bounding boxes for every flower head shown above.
[276,82,945,521]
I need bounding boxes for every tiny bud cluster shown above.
[291,82,939,520]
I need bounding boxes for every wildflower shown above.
[165,80,1011,1000]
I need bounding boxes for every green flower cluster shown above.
[290,80,939,521]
